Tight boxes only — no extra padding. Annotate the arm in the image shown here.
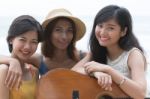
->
[72,52,112,91]
[114,49,146,99]
[0,53,41,68]
[71,52,91,75]
[0,55,22,90]
[0,53,41,89]
[27,53,42,68]
[84,50,147,99]
[0,64,9,99]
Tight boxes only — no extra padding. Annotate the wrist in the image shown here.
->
[104,65,112,74]
[118,78,126,86]
[92,72,100,78]
[9,58,19,65]
[89,72,98,78]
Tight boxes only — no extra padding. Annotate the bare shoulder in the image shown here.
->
[0,64,8,70]
[128,48,146,69]
[75,50,88,60]
[0,64,8,79]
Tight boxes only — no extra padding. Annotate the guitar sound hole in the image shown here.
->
[99,95,113,99]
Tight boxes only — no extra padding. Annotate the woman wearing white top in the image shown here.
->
[72,5,147,99]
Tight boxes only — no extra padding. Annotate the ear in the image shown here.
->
[8,38,14,45]
[121,27,127,37]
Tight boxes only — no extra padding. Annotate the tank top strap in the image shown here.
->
[39,56,49,75]
[79,50,85,60]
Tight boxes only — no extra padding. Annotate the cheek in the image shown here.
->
[31,44,38,54]
[12,41,22,50]
[95,31,100,40]
[95,27,100,37]
[51,36,57,45]
[68,34,73,41]
[51,34,58,43]
[32,45,38,53]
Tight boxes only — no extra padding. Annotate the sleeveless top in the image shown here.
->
[39,60,48,75]
[10,64,37,99]
[107,48,150,97]
[39,50,85,75]
[107,48,140,78]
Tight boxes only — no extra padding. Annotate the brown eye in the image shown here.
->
[19,38,26,42]
[97,24,103,28]
[67,29,73,33]
[54,27,63,33]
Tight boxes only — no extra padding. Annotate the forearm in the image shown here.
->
[72,52,91,75]
[0,55,17,65]
[106,67,146,99]
[0,64,9,99]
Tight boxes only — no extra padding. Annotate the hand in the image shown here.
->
[5,58,22,90]
[84,61,108,73]
[94,72,112,91]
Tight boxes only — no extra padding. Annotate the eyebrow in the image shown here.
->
[20,36,38,41]
[55,26,73,29]
[107,24,117,27]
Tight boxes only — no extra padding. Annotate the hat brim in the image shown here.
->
[42,16,86,41]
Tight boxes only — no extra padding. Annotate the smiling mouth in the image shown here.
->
[100,37,109,42]
[21,50,31,56]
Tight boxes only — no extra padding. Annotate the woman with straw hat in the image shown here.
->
[0,8,86,89]
[38,8,86,75]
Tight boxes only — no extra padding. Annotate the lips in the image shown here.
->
[21,50,31,56]
[58,40,69,46]
[100,36,110,42]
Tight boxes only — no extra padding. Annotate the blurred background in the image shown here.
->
[0,0,149,96]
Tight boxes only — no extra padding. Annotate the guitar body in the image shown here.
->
[36,68,129,99]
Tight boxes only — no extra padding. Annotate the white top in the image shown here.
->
[107,47,150,97]
[107,48,139,78]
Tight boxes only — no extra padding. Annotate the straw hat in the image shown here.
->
[42,8,86,41]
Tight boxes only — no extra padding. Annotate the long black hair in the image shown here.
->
[89,5,143,64]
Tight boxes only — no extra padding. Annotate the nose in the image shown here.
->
[24,43,31,50]
[62,32,67,39]
[100,28,107,36]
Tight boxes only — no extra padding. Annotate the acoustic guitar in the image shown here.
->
[36,68,131,99]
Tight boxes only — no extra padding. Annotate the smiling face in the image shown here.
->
[95,19,126,48]
[51,18,74,50]
[11,31,38,61]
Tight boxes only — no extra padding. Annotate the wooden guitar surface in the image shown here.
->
[36,68,129,99]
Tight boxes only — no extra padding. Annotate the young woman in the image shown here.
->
[72,5,147,99]
[0,15,43,99]
[0,8,86,89]
[34,8,86,75]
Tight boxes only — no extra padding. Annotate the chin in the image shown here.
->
[19,55,30,62]
[99,42,107,47]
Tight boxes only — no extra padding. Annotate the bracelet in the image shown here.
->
[118,78,126,86]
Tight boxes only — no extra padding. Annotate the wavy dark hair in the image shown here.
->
[7,15,43,52]
[89,5,143,64]
[41,17,77,61]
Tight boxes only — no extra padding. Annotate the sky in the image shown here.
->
[0,0,150,17]
[0,0,150,52]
